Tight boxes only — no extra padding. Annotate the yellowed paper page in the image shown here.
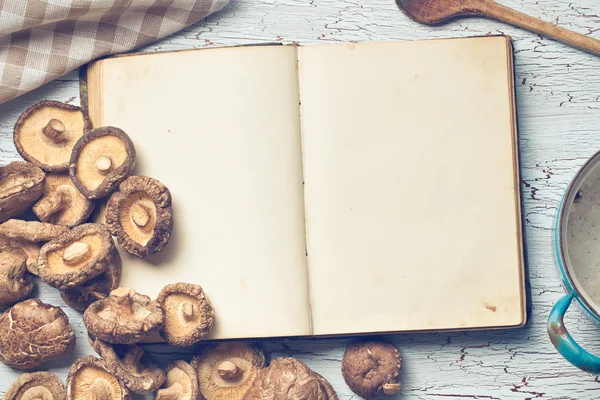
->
[298,37,525,335]
[91,45,311,340]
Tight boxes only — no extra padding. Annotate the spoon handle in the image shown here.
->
[477,0,600,56]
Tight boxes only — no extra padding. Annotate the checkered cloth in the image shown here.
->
[0,0,229,105]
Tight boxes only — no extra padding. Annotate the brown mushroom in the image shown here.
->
[0,250,34,306]
[37,223,114,290]
[13,100,92,172]
[0,299,75,369]
[84,287,164,344]
[33,172,94,227]
[67,355,130,400]
[69,126,136,199]
[60,247,121,311]
[0,161,45,223]
[157,283,215,347]
[243,357,338,400]
[155,361,199,400]
[341,341,402,399]
[4,371,66,400]
[0,219,69,275]
[192,342,266,400]
[105,176,173,257]
[90,338,166,394]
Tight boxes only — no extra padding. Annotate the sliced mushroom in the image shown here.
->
[0,219,69,275]
[33,172,94,227]
[4,371,66,400]
[243,357,338,400]
[341,341,402,399]
[69,126,136,199]
[0,299,75,369]
[84,287,164,344]
[60,247,121,311]
[67,355,130,400]
[105,176,173,257]
[37,223,114,289]
[0,161,45,223]
[155,361,199,400]
[14,100,92,172]
[91,338,166,394]
[0,250,34,306]
[192,342,266,400]
[157,283,215,347]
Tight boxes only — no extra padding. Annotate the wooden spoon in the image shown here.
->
[396,0,600,57]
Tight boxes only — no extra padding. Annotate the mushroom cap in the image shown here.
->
[192,342,266,400]
[0,161,45,223]
[243,357,338,400]
[33,172,94,227]
[341,341,402,399]
[155,360,199,400]
[106,176,173,258]
[4,371,66,400]
[0,250,34,306]
[244,358,338,400]
[91,338,166,394]
[37,223,114,289]
[69,126,136,199]
[84,287,165,344]
[60,247,122,311]
[0,299,75,369]
[0,220,69,275]
[13,100,92,172]
[157,283,215,347]
[67,355,131,400]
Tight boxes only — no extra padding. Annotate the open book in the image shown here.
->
[83,35,526,341]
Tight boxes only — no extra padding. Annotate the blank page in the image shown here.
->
[88,45,311,340]
[298,37,525,335]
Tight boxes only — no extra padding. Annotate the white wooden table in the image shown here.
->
[1,0,600,398]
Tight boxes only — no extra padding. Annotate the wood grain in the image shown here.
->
[1,0,600,398]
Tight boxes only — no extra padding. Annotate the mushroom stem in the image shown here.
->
[217,361,242,380]
[86,378,114,400]
[110,287,136,316]
[131,204,150,228]
[155,382,183,400]
[123,345,145,368]
[62,242,91,265]
[95,156,113,172]
[181,301,194,321]
[33,191,64,222]
[42,119,67,143]
[382,383,402,395]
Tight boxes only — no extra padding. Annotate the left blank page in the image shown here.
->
[88,45,311,340]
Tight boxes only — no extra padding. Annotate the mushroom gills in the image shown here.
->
[72,366,123,400]
[76,136,129,191]
[121,194,156,245]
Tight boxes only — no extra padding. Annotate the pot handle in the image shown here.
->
[548,294,600,374]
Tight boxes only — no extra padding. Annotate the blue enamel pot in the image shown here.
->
[549,149,600,374]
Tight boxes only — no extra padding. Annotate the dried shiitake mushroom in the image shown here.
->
[69,126,136,199]
[33,172,94,227]
[155,361,199,400]
[192,342,266,400]
[0,299,75,369]
[0,161,45,223]
[4,371,66,400]
[0,250,34,306]
[14,101,92,172]
[60,248,121,311]
[0,219,68,275]
[106,176,173,258]
[341,341,402,399]
[67,355,130,400]
[243,357,338,400]
[84,287,164,344]
[91,338,166,394]
[37,223,114,289]
[157,283,215,346]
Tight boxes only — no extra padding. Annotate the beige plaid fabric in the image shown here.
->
[0,0,229,105]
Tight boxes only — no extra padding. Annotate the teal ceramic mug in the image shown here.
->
[549,149,600,374]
